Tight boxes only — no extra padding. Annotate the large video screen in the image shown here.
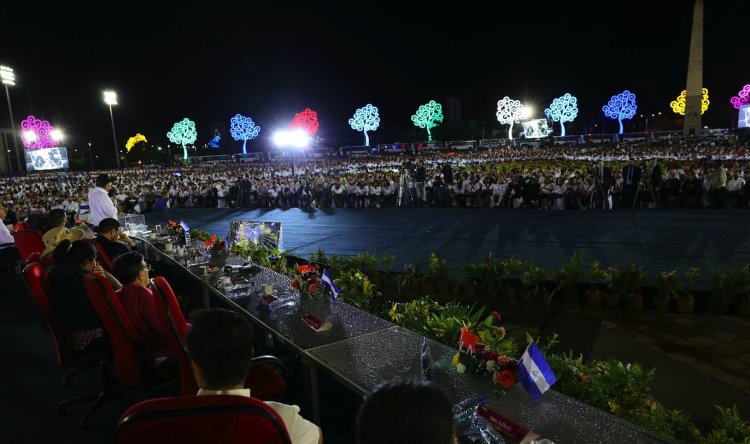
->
[25,146,69,171]
[739,105,750,129]
[522,119,551,139]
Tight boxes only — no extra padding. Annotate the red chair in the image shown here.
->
[23,263,111,419]
[74,273,172,425]
[150,276,287,399]
[114,395,292,444]
[11,221,32,233]
[14,229,45,261]
[88,239,113,271]
[25,251,55,267]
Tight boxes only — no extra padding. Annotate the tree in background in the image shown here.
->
[348,104,380,146]
[230,114,261,154]
[411,100,443,142]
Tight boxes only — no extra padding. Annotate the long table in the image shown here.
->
[134,235,669,444]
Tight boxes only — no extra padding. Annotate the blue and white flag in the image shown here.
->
[518,342,557,402]
[179,220,190,232]
[321,269,340,301]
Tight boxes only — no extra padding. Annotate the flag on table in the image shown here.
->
[180,220,190,232]
[518,342,557,402]
[320,269,340,300]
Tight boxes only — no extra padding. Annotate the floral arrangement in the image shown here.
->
[203,234,227,255]
[291,264,326,297]
[451,311,521,390]
[190,228,211,242]
[166,220,184,236]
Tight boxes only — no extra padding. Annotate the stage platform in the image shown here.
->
[145,208,750,278]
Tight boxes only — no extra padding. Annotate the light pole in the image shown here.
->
[88,142,94,170]
[640,112,662,133]
[103,91,120,169]
[1,66,22,174]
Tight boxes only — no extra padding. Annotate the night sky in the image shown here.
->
[0,1,747,159]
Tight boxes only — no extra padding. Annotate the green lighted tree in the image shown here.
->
[411,100,443,142]
[167,118,197,161]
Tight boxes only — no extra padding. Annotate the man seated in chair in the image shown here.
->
[186,309,322,444]
[95,217,135,261]
[111,252,167,340]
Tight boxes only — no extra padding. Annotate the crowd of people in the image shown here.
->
[2,141,749,223]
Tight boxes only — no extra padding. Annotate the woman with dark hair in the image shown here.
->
[357,378,456,444]
[49,240,121,352]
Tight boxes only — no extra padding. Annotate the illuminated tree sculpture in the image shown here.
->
[20,115,56,148]
[230,114,261,154]
[602,90,638,134]
[411,100,443,142]
[288,108,319,135]
[348,104,380,146]
[167,118,197,161]
[125,133,147,152]
[544,93,578,137]
[730,84,750,109]
[670,88,710,115]
[495,97,525,140]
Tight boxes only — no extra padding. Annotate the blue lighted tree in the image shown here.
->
[602,90,637,134]
[167,118,197,161]
[348,104,380,146]
[230,114,261,154]
[544,93,578,137]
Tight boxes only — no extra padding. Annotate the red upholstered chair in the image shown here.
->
[23,262,112,424]
[150,276,287,399]
[11,221,32,233]
[88,239,113,271]
[14,229,45,261]
[25,251,55,267]
[114,395,292,444]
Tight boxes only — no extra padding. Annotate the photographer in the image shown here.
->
[621,158,641,208]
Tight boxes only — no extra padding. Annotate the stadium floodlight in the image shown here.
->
[50,129,64,142]
[602,90,638,134]
[1,65,22,172]
[22,130,37,144]
[273,128,309,149]
[730,84,750,110]
[103,90,120,168]
[20,115,56,148]
[544,93,579,137]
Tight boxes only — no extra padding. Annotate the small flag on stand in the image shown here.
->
[320,269,340,300]
[179,220,190,232]
[518,342,557,402]
[459,326,479,354]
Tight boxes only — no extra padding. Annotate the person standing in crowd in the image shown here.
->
[621,158,641,208]
[186,309,322,444]
[88,174,118,226]
[649,158,663,207]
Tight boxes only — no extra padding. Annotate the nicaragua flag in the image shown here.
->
[179,220,190,232]
[518,342,557,402]
[320,269,340,301]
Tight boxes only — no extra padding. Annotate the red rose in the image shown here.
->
[484,351,499,362]
[291,279,299,289]
[475,344,486,354]
[491,311,502,321]
[309,276,318,285]
[495,369,516,388]
[309,283,320,294]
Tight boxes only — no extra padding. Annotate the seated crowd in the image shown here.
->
[2,140,750,222]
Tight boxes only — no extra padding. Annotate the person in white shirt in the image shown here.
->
[0,204,14,245]
[186,309,322,444]
[88,174,119,226]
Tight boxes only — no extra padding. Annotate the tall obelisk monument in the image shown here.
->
[684,0,704,136]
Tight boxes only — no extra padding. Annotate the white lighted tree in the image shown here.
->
[348,104,380,146]
[167,118,197,161]
[544,93,578,137]
[496,96,526,140]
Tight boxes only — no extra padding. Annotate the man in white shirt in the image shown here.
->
[88,174,119,226]
[186,309,322,444]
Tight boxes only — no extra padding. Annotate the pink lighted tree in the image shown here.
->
[20,115,56,148]
[288,108,319,135]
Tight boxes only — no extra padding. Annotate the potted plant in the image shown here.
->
[710,266,750,315]
[499,257,522,300]
[611,264,648,311]
[653,271,681,313]
[678,267,700,314]
[557,252,584,305]
[521,263,550,306]
[585,260,608,308]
